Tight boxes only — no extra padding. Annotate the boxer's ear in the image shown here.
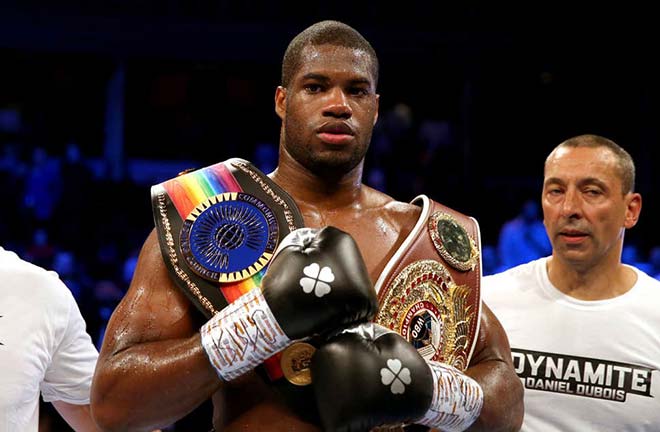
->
[275,86,286,120]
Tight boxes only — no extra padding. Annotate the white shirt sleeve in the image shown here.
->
[40,287,99,404]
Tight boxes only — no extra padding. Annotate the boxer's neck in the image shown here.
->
[269,155,365,212]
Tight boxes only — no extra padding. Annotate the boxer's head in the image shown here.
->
[275,21,380,178]
[281,20,379,90]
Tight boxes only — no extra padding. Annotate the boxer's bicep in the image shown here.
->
[100,228,196,356]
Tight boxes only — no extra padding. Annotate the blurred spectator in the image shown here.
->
[416,117,462,204]
[648,246,660,280]
[497,199,551,271]
[0,107,22,134]
[365,165,387,192]
[0,142,28,178]
[482,244,504,276]
[253,141,277,174]
[622,244,652,274]
[92,242,121,281]
[92,279,124,349]
[52,250,85,299]
[121,247,140,286]
[23,147,62,223]
[368,103,416,197]
[52,141,96,253]
[25,227,56,269]
[418,119,453,167]
[0,143,28,248]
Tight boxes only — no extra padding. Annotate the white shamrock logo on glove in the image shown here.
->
[380,358,412,394]
[300,263,335,297]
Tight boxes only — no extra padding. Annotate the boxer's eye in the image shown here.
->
[305,84,323,93]
[348,86,369,96]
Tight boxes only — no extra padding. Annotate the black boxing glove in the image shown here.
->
[201,226,378,381]
[311,323,484,432]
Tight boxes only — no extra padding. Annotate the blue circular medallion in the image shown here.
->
[180,193,279,282]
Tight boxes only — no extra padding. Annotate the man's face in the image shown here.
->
[541,146,640,268]
[275,44,379,176]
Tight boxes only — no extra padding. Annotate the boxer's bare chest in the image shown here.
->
[300,205,416,283]
[217,199,420,430]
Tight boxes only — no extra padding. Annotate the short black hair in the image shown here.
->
[549,134,636,194]
[281,20,379,88]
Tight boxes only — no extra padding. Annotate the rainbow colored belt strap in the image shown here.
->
[151,158,304,381]
[161,162,264,303]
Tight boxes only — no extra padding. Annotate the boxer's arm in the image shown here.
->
[91,229,221,432]
[460,302,524,432]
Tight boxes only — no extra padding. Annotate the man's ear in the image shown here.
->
[275,86,286,120]
[624,192,642,229]
[373,93,380,126]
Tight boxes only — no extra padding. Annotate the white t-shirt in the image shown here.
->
[0,247,99,431]
[483,257,660,431]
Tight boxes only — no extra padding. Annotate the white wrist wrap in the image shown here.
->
[200,288,290,381]
[418,361,484,432]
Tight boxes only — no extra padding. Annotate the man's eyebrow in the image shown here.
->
[350,78,372,86]
[543,177,608,188]
[578,177,608,189]
[543,177,564,187]
[301,73,372,86]
[301,73,329,82]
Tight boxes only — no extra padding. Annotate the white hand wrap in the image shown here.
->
[200,288,290,381]
[418,361,484,432]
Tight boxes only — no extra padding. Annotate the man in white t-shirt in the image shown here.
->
[0,246,100,431]
[483,134,660,431]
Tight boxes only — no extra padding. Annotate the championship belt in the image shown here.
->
[374,194,481,371]
[151,158,305,380]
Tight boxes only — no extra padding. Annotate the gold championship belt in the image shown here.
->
[374,195,481,371]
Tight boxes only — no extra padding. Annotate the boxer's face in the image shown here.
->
[275,44,379,176]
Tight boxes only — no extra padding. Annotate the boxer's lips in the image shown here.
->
[316,123,355,145]
[317,132,354,145]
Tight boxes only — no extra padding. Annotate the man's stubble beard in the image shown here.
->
[284,123,372,179]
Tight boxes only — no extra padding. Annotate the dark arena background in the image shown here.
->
[1,3,659,431]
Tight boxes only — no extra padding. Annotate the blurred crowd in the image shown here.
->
[0,140,148,351]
